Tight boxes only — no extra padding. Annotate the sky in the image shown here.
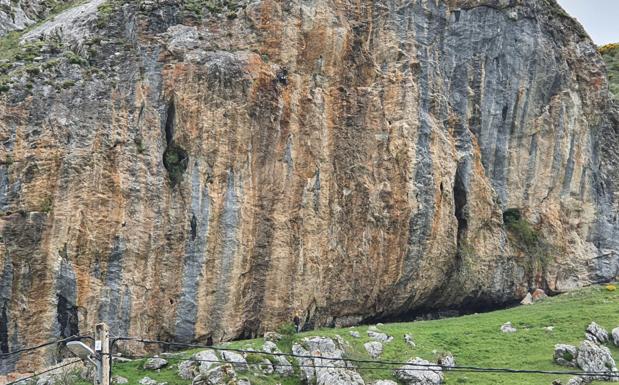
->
[556,0,618,46]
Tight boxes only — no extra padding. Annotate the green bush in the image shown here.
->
[276,323,297,336]
[163,142,188,186]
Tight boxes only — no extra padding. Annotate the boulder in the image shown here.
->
[292,336,348,383]
[585,322,609,344]
[531,289,547,301]
[221,351,248,371]
[139,378,157,385]
[111,376,128,384]
[520,293,533,305]
[316,367,365,385]
[292,343,316,383]
[566,376,593,385]
[193,364,236,385]
[576,340,617,381]
[258,358,274,374]
[262,341,279,353]
[178,360,198,380]
[395,358,443,385]
[350,331,361,338]
[404,334,416,347]
[368,331,393,343]
[261,340,293,376]
[193,350,220,374]
[437,353,455,369]
[143,357,167,370]
[364,341,383,358]
[612,327,619,346]
[554,344,578,367]
[500,322,517,333]
[264,332,283,342]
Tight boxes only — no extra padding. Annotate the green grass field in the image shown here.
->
[107,284,619,385]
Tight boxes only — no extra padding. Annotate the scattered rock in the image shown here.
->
[576,340,617,381]
[404,334,416,347]
[264,332,283,342]
[520,293,533,305]
[368,326,379,331]
[258,358,274,374]
[350,331,361,338]
[193,364,237,385]
[368,330,393,343]
[194,350,220,374]
[566,376,593,385]
[261,340,293,376]
[238,379,251,385]
[585,321,609,344]
[500,322,517,333]
[143,357,168,370]
[554,344,578,367]
[139,377,157,385]
[371,381,398,385]
[612,327,619,346]
[531,288,547,301]
[111,376,128,384]
[394,358,443,385]
[221,351,248,371]
[364,341,383,358]
[544,326,555,332]
[292,337,348,383]
[437,353,455,369]
[316,367,365,385]
[178,360,198,380]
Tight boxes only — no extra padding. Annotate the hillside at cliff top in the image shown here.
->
[1,0,619,375]
[600,43,619,100]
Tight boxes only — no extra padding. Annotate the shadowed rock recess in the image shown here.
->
[0,0,618,373]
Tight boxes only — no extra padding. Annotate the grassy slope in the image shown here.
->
[600,43,619,100]
[111,285,619,385]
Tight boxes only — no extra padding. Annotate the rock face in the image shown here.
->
[554,344,578,367]
[585,322,609,344]
[576,340,618,381]
[395,358,443,385]
[1,0,619,374]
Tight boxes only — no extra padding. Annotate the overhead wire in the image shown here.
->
[3,360,79,385]
[111,336,619,378]
[0,335,92,359]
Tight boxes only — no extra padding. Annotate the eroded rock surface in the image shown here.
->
[1,0,619,374]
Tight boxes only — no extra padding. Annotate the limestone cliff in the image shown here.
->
[1,0,618,373]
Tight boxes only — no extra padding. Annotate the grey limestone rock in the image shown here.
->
[554,344,578,367]
[221,351,248,371]
[139,378,157,385]
[143,357,167,370]
[395,358,443,385]
[178,360,198,380]
[193,350,220,374]
[576,340,618,381]
[364,341,384,359]
[612,327,619,346]
[111,376,128,384]
[585,322,609,344]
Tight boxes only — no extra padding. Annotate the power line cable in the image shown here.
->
[111,337,619,378]
[3,360,78,385]
[0,335,92,359]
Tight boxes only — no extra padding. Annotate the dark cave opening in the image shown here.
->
[56,295,79,338]
[0,305,8,354]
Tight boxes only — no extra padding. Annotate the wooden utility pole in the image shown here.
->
[94,323,110,385]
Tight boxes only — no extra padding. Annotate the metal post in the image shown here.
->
[94,323,110,385]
